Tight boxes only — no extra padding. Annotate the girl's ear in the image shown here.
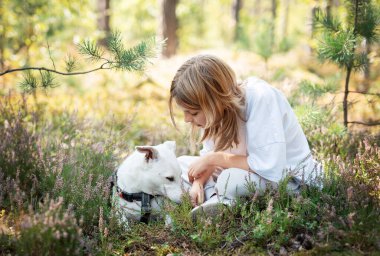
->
[135,146,158,162]
[163,141,176,152]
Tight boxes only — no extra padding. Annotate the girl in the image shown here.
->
[169,55,322,215]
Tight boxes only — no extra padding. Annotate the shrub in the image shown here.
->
[13,197,86,256]
[0,95,48,210]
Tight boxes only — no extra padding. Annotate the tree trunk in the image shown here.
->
[232,0,243,42]
[271,0,277,21]
[97,0,111,47]
[254,0,261,16]
[281,0,290,39]
[359,40,371,92]
[325,0,333,20]
[310,2,319,38]
[343,66,352,128]
[0,0,4,71]
[271,0,277,48]
[162,0,178,58]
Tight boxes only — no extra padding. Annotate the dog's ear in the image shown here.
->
[136,146,158,162]
[163,141,176,152]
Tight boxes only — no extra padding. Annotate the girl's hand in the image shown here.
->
[189,181,205,206]
[188,155,212,183]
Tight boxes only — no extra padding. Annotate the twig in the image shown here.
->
[0,62,111,77]
[348,121,380,126]
[348,91,380,97]
[46,40,56,70]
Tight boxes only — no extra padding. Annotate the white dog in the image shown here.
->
[112,141,183,223]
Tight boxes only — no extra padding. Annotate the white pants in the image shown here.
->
[177,156,301,202]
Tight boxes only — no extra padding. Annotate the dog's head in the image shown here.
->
[133,141,183,203]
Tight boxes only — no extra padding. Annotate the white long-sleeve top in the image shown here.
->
[200,77,320,183]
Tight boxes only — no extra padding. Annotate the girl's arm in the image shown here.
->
[188,152,252,183]
[206,151,250,171]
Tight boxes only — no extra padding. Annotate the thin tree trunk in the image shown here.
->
[232,0,243,42]
[360,40,371,92]
[97,0,111,47]
[271,0,277,20]
[281,0,290,39]
[310,3,319,38]
[162,0,178,58]
[0,0,4,71]
[343,0,359,128]
[271,0,277,48]
[344,66,352,128]
[325,0,333,20]
[254,0,261,16]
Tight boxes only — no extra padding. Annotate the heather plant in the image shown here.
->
[0,76,379,254]
[13,197,85,255]
[0,94,128,254]
[116,131,380,255]
[48,142,114,235]
[0,94,49,210]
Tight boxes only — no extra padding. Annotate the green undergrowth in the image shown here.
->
[0,92,379,255]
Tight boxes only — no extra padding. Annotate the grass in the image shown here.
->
[0,53,379,255]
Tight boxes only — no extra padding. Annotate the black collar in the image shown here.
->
[110,171,156,224]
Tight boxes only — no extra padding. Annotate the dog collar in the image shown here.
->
[109,171,155,224]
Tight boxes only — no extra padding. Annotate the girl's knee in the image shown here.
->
[215,168,270,199]
[215,168,249,198]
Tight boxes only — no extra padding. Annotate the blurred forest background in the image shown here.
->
[0,0,380,255]
[1,0,379,133]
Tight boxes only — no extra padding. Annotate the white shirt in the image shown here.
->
[200,77,319,183]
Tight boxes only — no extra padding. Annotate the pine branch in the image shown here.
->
[78,39,104,61]
[46,40,56,70]
[317,29,356,68]
[65,54,77,73]
[0,64,111,77]
[314,9,342,32]
[39,70,55,88]
[0,32,159,91]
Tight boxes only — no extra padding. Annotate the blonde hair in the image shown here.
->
[169,55,245,152]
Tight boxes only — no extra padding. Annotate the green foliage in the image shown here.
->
[314,0,380,127]
[253,20,275,63]
[298,79,338,99]
[19,72,39,91]
[0,0,93,66]
[346,0,380,42]
[0,96,47,209]
[65,54,76,73]
[277,37,295,53]
[78,39,104,62]
[1,78,380,254]
[314,9,342,32]
[14,197,85,256]
[40,70,56,88]
[315,0,380,70]
[107,33,158,72]
[13,32,159,92]
[317,28,357,68]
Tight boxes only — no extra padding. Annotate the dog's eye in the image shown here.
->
[166,176,175,182]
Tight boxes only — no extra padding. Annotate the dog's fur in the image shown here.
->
[113,141,183,222]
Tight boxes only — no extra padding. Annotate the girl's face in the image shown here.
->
[178,104,206,128]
